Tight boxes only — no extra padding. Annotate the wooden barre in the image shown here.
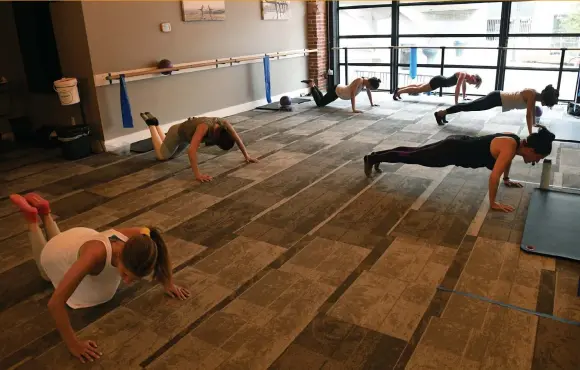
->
[104,49,317,81]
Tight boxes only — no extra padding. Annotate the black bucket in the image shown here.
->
[568,102,580,117]
[56,124,92,160]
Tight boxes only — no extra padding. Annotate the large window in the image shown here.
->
[334,1,580,100]
[338,1,393,86]
[505,1,580,99]
[509,1,580,34]
[339,6,392,37]
[398,2,502,35]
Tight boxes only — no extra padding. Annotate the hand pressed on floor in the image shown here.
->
[69,340,102,363]
[196,174,213,183]
[503,180,523,188]
[164,283,191,300]
[491,202,515,213]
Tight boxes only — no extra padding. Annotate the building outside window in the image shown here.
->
[336,1,580,100]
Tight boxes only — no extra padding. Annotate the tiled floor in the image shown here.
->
[1,93,580,369]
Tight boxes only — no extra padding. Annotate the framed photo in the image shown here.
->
[182,1,226,21]
[261,1,291,20]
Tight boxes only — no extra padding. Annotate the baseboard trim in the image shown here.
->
[104,87,310,152]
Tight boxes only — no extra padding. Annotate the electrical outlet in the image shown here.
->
[160,23,171,33]
[327,69,334,76]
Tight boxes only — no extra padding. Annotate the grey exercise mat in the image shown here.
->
[546,120,580,143]
[521,188,580,261]
[255,97,311,111]
[130,137,154,153]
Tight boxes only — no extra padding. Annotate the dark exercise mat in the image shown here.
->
[130,137,154,153]
[521,188,580,261]
[255,97,311,111]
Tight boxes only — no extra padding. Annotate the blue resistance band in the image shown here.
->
[437,285,580,326]
[119,74,134,128]
[263,56,272,104]
[409,47,418,80]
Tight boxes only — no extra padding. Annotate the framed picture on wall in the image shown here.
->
[182,1,226,21]
[261,1,291,20]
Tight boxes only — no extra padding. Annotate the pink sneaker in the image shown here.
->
[10,194,38,223]
[24,193,51,215]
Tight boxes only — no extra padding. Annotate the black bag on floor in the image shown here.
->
[56,124,92,160]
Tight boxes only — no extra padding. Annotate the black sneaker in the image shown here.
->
[392,88,400,101]
[140,112,159,126]
[434,112,445,126]
[374,163,382,173]
[363,155,372,177]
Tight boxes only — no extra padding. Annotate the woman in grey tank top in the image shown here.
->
[140,112,257,183]
[434,84,559,135]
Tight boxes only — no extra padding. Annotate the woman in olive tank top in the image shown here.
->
[141,112,258,183]
[363,127,555,213]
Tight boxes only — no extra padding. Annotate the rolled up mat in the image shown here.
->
[263,56,272,104]
[120,74,134,128]
[409,48,418,80]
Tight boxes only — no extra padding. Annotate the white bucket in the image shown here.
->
[54,78,80,105]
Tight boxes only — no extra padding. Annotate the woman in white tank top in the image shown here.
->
[301,77,381,113]
[10,193,190,364]
[434,84,559,135]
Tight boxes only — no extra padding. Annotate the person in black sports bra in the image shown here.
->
[393,72,482,103]
[363,126,556,213]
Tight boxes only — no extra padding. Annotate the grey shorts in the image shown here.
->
[159,125,189,160]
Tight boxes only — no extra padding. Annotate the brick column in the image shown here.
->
[307,0,328,91]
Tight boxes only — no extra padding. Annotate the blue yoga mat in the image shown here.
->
[120,74,134,128]
[263,56,272,104]
[409,48,418,80]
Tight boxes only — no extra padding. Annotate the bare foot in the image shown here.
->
[301,79,314,88]
[363,156,372,178]
[24,193,51,215]
[10,194,38,223]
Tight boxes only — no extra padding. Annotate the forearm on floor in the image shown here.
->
[188,150,200,176]
[503,163,511,180]
[48,301,77,347]
[235,138,249,158]
[488,175,500,204]
[526,114,534,135]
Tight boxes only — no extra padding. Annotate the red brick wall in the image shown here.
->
[307,0,328,91]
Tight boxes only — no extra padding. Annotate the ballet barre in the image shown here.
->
[94,49,317,87]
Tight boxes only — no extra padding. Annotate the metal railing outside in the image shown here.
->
[335,45,580,101]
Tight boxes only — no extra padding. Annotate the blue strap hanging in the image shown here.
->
[263,56,272,104]
[409,47,418,80]
[119,74,134,128]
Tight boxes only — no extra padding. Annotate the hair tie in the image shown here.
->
[140,227,151,237]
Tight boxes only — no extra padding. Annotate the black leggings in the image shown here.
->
[368,135,467,167]
[311,85,339,107]
[445,90,502,115]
